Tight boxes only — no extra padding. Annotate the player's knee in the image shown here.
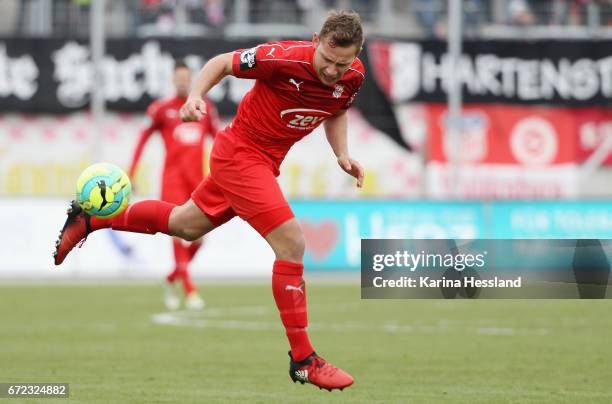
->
[265,218,306,261]
[178,229,200,242]
[168,200,212,241]
[168,205,187,236]
[290,232,306,259]
[278,231,306,261]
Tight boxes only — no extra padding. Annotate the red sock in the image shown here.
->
[170,239,196,294]
[177,266,196,295]
[167,239,189,283]
[272,260,314,362]
[187,240,202,261]
[90,200,174,235]
[166,269,179,283]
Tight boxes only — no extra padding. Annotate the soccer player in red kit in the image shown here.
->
[54,10,364,391]
[129,60,219,310]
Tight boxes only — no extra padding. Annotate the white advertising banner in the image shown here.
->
[0,198,273,279]
[0,110,421,199]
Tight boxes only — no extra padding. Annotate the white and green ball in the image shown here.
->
[76,163,131,218]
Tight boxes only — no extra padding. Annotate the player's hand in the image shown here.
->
[337,155,365,188]
[180,96,207,122]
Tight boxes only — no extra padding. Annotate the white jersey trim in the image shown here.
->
[259,58,311,65]
[349,67,365,78]
[263,43,313,50]
[280,108,333,118]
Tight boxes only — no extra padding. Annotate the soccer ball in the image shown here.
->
[76,163,131,218]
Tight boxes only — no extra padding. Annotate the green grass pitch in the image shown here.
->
[1,283,612,403]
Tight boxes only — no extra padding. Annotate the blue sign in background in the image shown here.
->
[289,200,612,270]
[489,201,612,238]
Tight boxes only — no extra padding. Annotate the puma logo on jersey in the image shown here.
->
[294,370,308,381]
[289,78,303,91]
[265,48,276,57]
[285,284,304,294]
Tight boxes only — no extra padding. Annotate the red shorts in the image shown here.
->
[191,128,294,236]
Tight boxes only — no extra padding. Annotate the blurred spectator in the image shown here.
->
[204,0,225,26]
[18,0,90,37]
[601,0,612,26]
[549,0,591,25]
[73,0,91,36]
[16,0,32,35]
[507,0,596,27]
[186,0,225,26]
[322,0,374,22]
[507,0,536,25]
[250,0,303,24]
[413,0,445,38]
[139,0,160,25]
[463,0,486,36]
[185,0,207,25]
[140,0,176,31]
[413,0,486,38]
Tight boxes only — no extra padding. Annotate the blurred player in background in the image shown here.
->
[54,10,364,391]
[129,60,219,310]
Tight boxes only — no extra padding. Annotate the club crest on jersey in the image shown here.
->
[239,47,257,70]
[333,84,344,98]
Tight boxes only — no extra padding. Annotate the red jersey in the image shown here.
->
[230,41,365,169]
[129,95,219,187]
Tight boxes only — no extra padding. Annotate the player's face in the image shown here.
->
[312,33,359,86]
[173,67,192,98]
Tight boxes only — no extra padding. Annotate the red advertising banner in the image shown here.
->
[574,109,612,166]
[426,104,612,199]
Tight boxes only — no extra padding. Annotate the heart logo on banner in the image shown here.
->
[300,220,339,261]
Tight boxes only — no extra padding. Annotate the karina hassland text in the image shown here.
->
[371,276,522,288]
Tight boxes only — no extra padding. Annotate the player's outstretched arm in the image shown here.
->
[128,124,156,182]
[181,52,233,122]
[324,111,364,188]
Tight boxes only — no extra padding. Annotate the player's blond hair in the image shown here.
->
[319,10,364,50]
